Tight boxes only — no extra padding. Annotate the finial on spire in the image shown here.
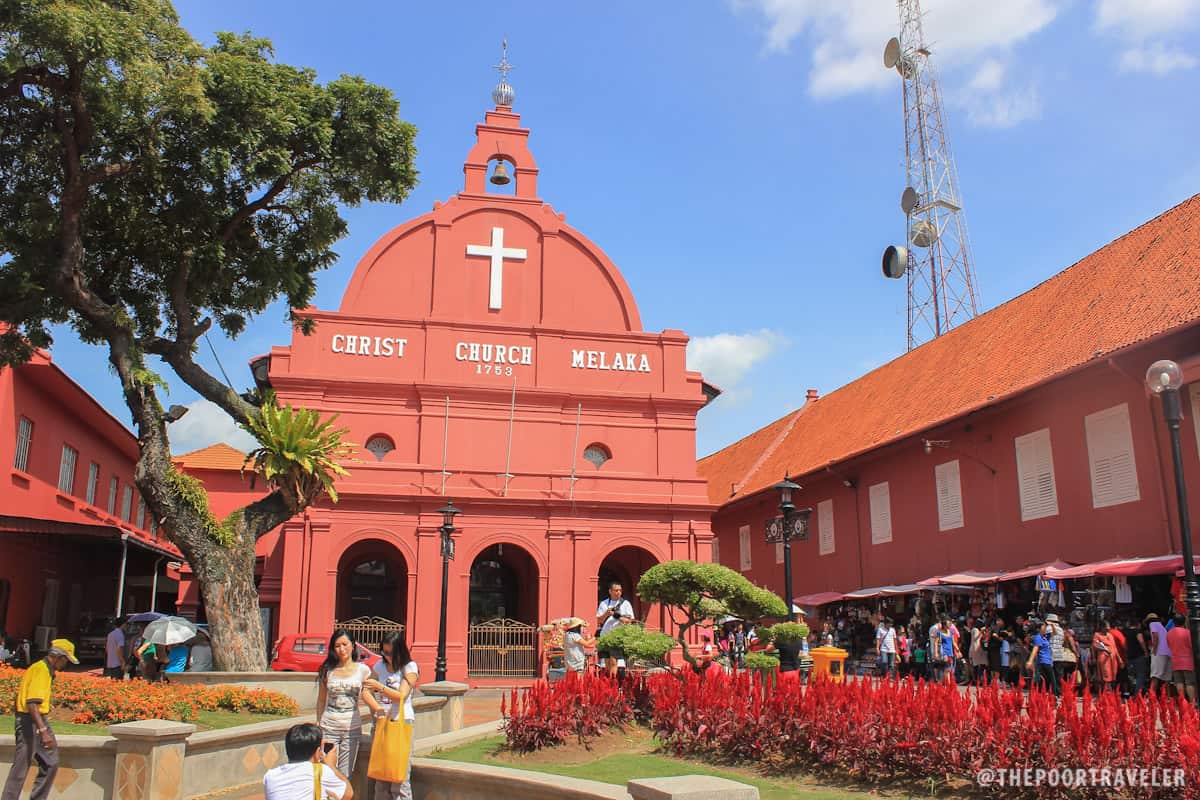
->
[492,38,515,107]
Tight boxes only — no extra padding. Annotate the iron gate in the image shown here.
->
[467,618,539,678]
[335,616,405,653]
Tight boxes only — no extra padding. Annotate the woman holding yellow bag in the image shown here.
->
[364,631,419,800]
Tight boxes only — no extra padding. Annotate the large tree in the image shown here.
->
[0,0,417,668]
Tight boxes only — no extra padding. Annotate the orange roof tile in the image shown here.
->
[173,442,248,471]
[699,193,1200,505]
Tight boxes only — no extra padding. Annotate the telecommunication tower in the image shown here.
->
[880,0,980,351]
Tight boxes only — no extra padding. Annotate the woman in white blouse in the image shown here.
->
[316,629,384,777]
[363,631,419,800]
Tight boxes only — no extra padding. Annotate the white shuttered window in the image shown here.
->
[711,537,720,565]
[935,460,964,531]
[818,499,835,555]
[738,525,752,571]
[14,416,33,471]
[869,482,893,544]
[58,444,78,494]
[86,462,99,505]
[108,477,119,514]
[121,485,133,521]
[1015,428,1059,521]
[1085,403,1139,508]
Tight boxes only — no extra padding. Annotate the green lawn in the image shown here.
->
[0,710,291,736]
[429,736,897,800]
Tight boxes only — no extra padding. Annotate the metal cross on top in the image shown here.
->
[466,226,527,310]
[494,38,514,83]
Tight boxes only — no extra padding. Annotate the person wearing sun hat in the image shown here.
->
[2,638,78,800]
[562,617,595,674]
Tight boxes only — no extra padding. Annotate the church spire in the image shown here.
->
[492,38,515,108]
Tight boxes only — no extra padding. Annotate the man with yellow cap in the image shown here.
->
[1,638,78,800]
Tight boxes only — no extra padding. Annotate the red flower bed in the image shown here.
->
[501,671,634,752]
[647,672,1200,800]
[0,664,298,724]
[503,668,1200,799]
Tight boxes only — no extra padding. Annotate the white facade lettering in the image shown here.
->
[455,341,534,366]
[570,349,653,373]
[330,333,407,358]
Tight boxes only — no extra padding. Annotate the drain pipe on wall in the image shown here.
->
[150,556,165,612]
[115,535,129,617]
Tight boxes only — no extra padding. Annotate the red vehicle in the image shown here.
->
[270,634,382,672]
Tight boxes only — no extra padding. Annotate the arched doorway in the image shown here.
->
[467,542,539,677]
[598,546,660,626]
[335,539,408,651]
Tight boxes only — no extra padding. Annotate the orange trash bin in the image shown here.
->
[809,646,849,683]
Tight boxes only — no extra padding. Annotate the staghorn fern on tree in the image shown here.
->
[241,394,354,506]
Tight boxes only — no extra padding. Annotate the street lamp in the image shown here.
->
[768,474,812,622]
[1145,359,1200,682]
[434,500,461,682]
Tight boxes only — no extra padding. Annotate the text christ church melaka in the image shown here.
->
[178,69,718,682]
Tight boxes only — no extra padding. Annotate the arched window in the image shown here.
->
[364,435,395,461]
[583,443,611,469]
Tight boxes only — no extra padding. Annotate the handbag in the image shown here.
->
[367,715,414,783]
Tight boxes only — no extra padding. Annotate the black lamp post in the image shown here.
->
[769,474,812,622]
[434,500,461,682]
[1145,360,1200,683]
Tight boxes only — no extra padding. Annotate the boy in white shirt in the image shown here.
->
[263,723,352,800]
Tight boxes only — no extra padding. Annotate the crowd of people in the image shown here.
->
[100,616,212,682]
[849,608,1196,702]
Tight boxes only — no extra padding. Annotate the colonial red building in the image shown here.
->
[173,86,716,680]
[0,348,179,653]
[700,195,1200,604]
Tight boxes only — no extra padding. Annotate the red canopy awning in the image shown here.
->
[793,591,845,606]
[1045,555,1198,579]
[996,560,1076,582]
[919,570,1005,586]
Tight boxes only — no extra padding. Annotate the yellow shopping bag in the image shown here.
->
[367,716,414,783]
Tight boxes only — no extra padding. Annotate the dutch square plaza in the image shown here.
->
[3,5,1200,800]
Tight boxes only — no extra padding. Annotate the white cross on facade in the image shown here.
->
[465,226,527,310]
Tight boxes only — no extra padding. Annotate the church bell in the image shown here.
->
[489,160,511,186]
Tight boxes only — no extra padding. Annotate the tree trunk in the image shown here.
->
[188,533,267,671]
[103,337,296,672]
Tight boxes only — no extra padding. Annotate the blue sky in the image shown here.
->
[43,0,1200,457]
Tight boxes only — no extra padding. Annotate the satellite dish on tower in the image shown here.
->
[882,245,908,279]
[910,219,938,248]
[883,37,901,69]
[901,187,919,215]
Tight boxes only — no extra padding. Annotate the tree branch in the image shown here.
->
[84,161,136,185]
[219,157,320,243]
[0,65,66,99]
[161,348,259,426]
[240,489,301,542]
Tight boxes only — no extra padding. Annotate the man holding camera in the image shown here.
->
[596,582,634,677]
[263,723,353,800]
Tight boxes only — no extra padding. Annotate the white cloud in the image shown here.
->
[168,399,258,455]
[955,60,1043,127]
[1118,43,1198,74]
[1094,0,1200,74]
[1096,0,1200,39]
[686,330,788,393]
[733,0,1060,100]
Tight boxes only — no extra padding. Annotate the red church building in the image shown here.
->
[174,80,716,680]
[700,195,1200,608]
